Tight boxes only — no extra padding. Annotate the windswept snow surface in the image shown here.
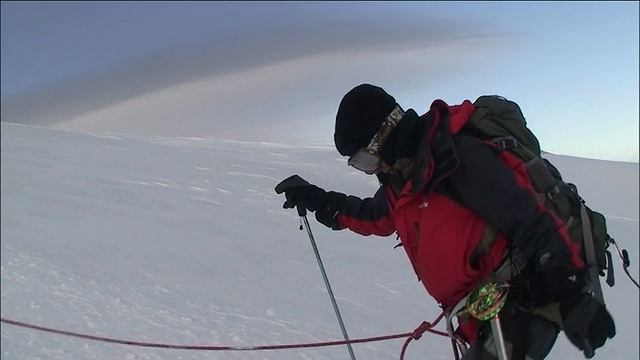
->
[1,122,638,359]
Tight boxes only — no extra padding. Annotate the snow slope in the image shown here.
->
[1,122,638,359]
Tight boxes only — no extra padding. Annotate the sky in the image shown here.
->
[1,121,638,359]
[1,1,639,162]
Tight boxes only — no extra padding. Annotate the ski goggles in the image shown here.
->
[347,104,405,174]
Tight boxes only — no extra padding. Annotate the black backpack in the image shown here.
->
[458,95,623,304]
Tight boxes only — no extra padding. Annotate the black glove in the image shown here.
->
[275,175,328,212]
[275,175,345,228]
[519,268,615,358]
[559,291,616,358]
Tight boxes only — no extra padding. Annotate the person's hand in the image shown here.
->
[275,175,346,228]
[275,175,328,212]
[521,268,615,358]
[559,291,616,358]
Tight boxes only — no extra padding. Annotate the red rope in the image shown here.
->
[399,312,448,360]
[2,314,449,357]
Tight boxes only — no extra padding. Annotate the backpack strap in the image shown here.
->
[578,196,606,305]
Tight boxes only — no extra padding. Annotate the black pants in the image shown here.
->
[460,311,559,360]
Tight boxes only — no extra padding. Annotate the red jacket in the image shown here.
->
[332,100,583,308]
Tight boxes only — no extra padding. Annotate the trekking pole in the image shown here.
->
[467,282,511,360]
[297,205,357,360]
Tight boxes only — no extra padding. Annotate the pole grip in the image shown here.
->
[296,205,307,217]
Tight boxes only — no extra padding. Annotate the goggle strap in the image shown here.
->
[366,104,405,153]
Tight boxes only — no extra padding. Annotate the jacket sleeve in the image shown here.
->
[331,186,396,237]
[447,136,584,274]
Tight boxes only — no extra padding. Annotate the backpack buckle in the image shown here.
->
[491,136,518,150]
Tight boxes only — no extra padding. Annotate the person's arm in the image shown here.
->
[275,175,395,237]
[332,186,396,236]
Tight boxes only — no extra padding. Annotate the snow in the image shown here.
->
[1,121,638,359]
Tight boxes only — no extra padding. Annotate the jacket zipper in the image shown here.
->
[412,222,421,281]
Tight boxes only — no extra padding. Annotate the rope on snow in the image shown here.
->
[1,314,449,359]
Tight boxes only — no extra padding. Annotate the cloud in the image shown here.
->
[47,37,505,145]
[1,15,505,144]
